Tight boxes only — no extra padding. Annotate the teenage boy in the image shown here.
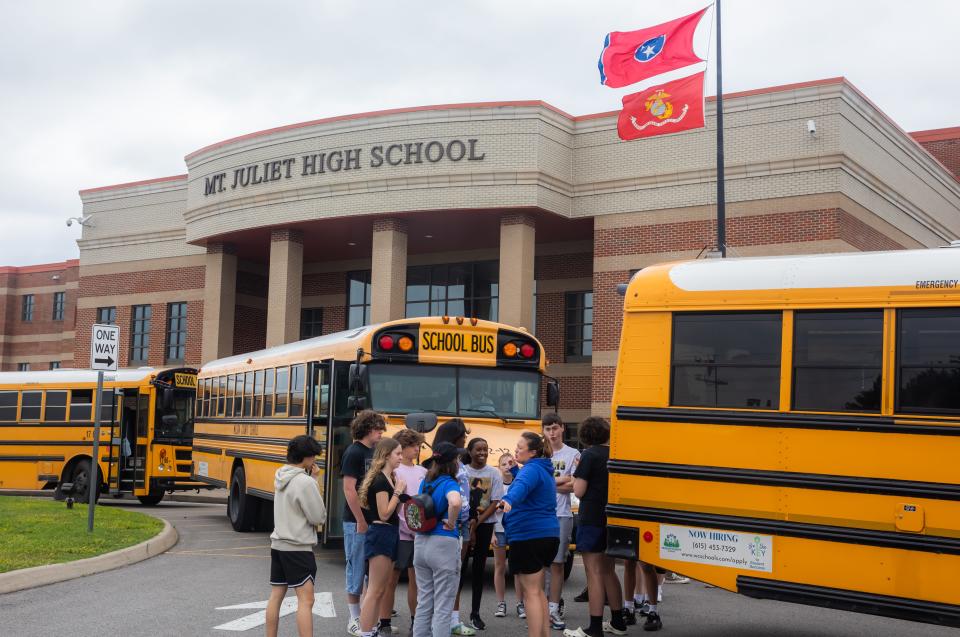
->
[267,435,327,637]
[341,410,387,636]
[542,413,580,630]
[390,428,428,632]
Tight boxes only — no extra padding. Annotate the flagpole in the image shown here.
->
[715,0,726,257]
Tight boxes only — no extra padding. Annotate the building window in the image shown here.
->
[405,261,498,321]
[130,304,152,363]
[165,302,187,362]
[49,361,61,370]
[52,292,65,321]
[671,312,782,410]
[564,291,593,359]
[347,270,372,329]
[97,306,117,325]
[793,310,882,412]
[301,308,324,339]
[17,363,30,371]
[21,295,34,322]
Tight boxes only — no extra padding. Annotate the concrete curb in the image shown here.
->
[0,517,178,595]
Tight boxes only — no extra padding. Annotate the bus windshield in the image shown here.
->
[368,364,540,420]
[155,388,195,442]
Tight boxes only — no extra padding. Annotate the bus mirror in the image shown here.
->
[405,412,438,434]
[546,380,560,408]
[348,363,369,393]
[347,395,368,411]
[161,388,174,411]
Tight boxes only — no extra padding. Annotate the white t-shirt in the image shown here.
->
[550,444,580,518]
[464,463,504,524]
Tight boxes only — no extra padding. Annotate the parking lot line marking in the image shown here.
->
[312,591,336,617]
[214,593,334,631]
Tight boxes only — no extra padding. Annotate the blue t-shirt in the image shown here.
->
[419,475,460,538]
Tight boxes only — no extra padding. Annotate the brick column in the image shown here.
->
[370,219,407,323]
[201,242,237,363]
[498,214,536,329]
[266,229,304,347]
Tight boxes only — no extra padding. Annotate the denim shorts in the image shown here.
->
[365,522,399,561]
[343,521,366,596]
[494,531,506,548]
[576,524,607,554]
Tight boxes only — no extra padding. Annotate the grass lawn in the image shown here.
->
[0,496,164,573]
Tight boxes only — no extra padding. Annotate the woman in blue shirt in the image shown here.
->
[498,432,559,637]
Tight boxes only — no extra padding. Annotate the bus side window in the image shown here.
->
[0,391,17,422]
[226,375,235,417]
[21,391,42,421]
[243,372,253,417]
[263,368,275,417]
[290,364,305,417]
[234,373,244,417]
[44,390,68,422]
[70,389,93,421]
[99,390,115,423]
[897,308,960,413]
[253,370,264,418]
[275,366,289,416]
[217,376,226,416]
[314,366,330,419]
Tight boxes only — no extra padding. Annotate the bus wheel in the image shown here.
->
[71,459,101,504]
[137,492,165,506]
[228,466,260,532]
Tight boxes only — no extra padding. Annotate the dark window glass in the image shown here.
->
[130,305,152,363]
[346,270,372,329]
[565,291,593,359]
[49,361,61,370]
[201,378,211,418]
[263,368,275,417]
[253,369,264,418]
[97,306,117,325]
[21,295,34,322]
[793,311,883,412]
[243,372,253,417]
[226,375,235,417]
[165,302,187,362]
[52,292,65,321]
[671,312,782,409]
[405,261,499,320]
[70,389,93,421]
[300,308,324,339]
[233,373,243,416]
[217,376,226,416]
[17,363,30,371]
[99,390,115,423]
[898,308,960,413]
[21,391,42,420]
[0,391,17,422]
[314,365,331,419]
[44,390,68,422]
[290,364,305,417]
[275,366,289,415]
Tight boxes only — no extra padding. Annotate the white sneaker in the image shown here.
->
[563,629,592,637]
[347,617,361,637]
[601,621,627,636]
[494,602,507,618]
[664,572,689,584]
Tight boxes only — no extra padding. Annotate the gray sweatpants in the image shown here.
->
[412,533,461,637]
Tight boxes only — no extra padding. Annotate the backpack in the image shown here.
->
[403,477,451,533]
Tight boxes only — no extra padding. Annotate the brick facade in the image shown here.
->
[912,127,960,180]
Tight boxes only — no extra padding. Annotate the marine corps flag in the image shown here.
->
[598,6,709,88]
[617,71,705,140]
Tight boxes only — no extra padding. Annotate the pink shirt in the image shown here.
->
[395,463,428,540]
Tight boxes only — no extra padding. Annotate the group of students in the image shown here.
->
[263,409,672,637]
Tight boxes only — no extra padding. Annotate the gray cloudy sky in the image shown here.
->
[1,1,957,266]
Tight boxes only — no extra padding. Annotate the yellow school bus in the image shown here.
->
[0,367,203,505]
[608,248,960,628]
[192,317,555,537]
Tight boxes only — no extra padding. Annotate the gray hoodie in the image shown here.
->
[270,464,327,551]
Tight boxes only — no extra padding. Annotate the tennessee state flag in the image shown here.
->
[599,7,708,88]
[617,71,705,140]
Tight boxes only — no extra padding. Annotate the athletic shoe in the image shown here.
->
[494,602,507,618]
[549,609,566,630]
[376,626,399,637]
[558,598,565,618]
[664,572,689,584]
[451,622,477,636]
[563,628,597,637]
[636,601,651,618]
[621,608,636,626]
[643,612,663,632]
[347,617,361,637]
[392,608,399,617]
[574,588,589,603]
[516,602,526,619]
[469,614,486,631]
[601,621,627,636]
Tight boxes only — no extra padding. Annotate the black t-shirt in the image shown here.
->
[573,444,609,527]
[341,441,373,523]
[363,472,399,525]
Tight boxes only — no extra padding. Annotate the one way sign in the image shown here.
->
[90,324,120,371]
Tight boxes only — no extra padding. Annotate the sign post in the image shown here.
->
[88,324,120,532]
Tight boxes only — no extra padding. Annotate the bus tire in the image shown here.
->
[564,546,574,580]
[228,465,260,532]
[137,491,165,506]
[71,458,101,504]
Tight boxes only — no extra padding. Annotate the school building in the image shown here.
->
[3,76,960,422]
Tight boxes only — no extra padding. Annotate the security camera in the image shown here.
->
[806,119,817,136]
[66,215,94,228]
[66,218,73,227]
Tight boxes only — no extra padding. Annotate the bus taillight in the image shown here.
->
[379,335,395,350]
[520,343,535,359]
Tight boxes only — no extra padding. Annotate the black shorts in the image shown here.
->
[395,539,415,570]
[508,537,560,576]
[576,524,606,553]
[364,522,399,561]
[269,549,316,588]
